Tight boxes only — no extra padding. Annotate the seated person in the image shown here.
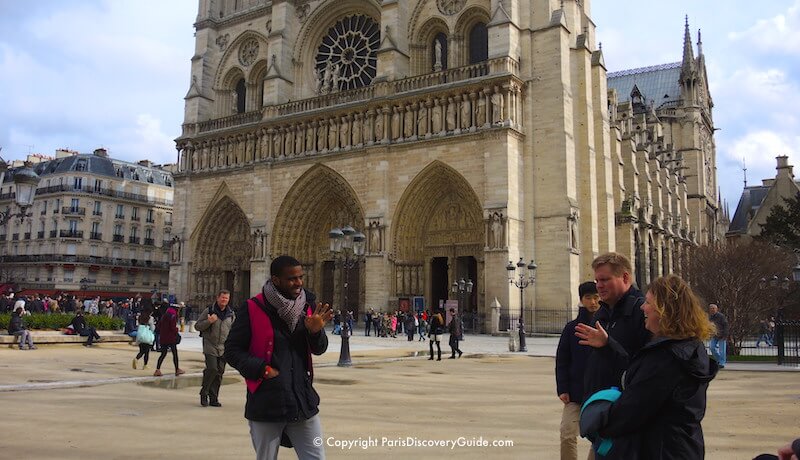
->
[70,310,101,347]
[8,307,36,350]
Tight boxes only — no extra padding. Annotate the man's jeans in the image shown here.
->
[249,414,325,460]
[709,337,727,367]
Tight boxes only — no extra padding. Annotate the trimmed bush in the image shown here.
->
[0,313,123,331]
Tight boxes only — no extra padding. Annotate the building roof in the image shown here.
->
[3,153,173,187]
[728,185,771,234]
[607,62,682,108]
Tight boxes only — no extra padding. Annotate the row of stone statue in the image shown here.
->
[178,84,523,173]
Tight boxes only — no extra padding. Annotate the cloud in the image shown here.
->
[724,130,800,185]
[728,0,800,55]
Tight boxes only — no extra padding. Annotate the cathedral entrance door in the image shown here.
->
[430,257,449,311]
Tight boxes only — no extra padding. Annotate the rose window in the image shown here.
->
[239,38,259,66]
[315,14,380,92]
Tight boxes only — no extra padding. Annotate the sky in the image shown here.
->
[1,0,799,210]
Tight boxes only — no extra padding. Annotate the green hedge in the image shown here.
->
[0,313,124,331]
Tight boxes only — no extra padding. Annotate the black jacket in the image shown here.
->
[708,312,728,339]
[8,312,24,334]
[556,307,595,404]
[596,338,718,459]
[584,286,650,396]
[70,315,88,334]
[225,289,328,423]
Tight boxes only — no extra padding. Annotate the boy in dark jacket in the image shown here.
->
[556,281,600,460]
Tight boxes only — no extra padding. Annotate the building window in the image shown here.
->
[76,160,87,172]
[90,245,97,257]
[42,201,47,214]
[71,198,79,211]
[315,14,380,92]
[66,243,77,256]
[131,207,139,219]
[468,23,488,64]
[114,224,123,236]
[146,209,154,222]
[235,78,246,113]
[116,204,124,219]
[111,271,120,285]
[93,201,101,215]
[68,220,79,233]
[91,222,100,234]
[145,228,153,240]
[130,226,138,238]
[64,268,75,283]
[112,247,121,259]
[73,177,83,190]
[94,179,102,192]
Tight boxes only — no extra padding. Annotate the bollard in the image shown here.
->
[518,317,528,352]
[508,327,518,352]
[338,321,352,367]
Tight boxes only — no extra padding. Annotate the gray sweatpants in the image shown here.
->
[248,414,325,460]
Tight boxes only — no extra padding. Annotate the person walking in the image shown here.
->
[364,308,373,336]
[579,275,718,459]
[447,308,463,358]
[225,255,332,460]
[708,304,729,368]
[404,312,416,341]
[8,307,36,350]
[153,301,184,377]
[428,310,445,361]
[133,307,155,370]
[195,289,234,407]
[70,310,101,347]
[555,281,600,460]
[575,252,650,397]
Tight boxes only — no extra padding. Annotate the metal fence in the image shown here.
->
[499,308,574,335]
[776,320,800,366]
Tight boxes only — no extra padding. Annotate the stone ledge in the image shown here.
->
[0,330,133,346]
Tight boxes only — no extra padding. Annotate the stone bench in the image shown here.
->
[0,330,134,347]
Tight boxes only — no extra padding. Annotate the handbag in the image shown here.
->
[136,324,154,345]
[176,333,182,344]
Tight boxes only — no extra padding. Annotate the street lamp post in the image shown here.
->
[451,277,473,327]
[329,225,366,367]
[0,161,40,226]
[506,257,537,352]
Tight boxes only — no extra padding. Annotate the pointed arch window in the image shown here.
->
[468,23,488,64]
[235,78,246,114]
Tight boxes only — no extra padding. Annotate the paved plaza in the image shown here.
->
[1,330,797,459]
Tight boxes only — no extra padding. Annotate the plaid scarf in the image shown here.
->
[263,279,306,331]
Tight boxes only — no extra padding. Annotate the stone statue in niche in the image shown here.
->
[477,96,487,126]
[417,106,428,136]
[339,116,350,148]
[272,132,282,158]
[284,129,293,156]
[306,124,315,152]
[295,127,304,155]
[460,98,470,130]
[404,106,415,138]
[568,209,579,250]
[352,115,362,145]
[433,38,443,72]
[328,119,338,149]
[446,99,456,131]
[331,64,341,93]
[317,121,327,151]
[491,91,503,124]
[319,61,333,95]
[170,236,182,263]
[391,109,401,140]
[370,223,381,253]
[252,229,266,259]
[489,212,504,249]
[374,112,384,141]
[432,103,442,133]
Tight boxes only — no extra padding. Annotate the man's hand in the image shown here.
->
[264,366,279,380]
[558,393,570,404]
[575,321,609,348]
[208,313,218,324]
[305,302,333,334]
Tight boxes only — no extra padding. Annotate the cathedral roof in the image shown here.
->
[607,62,682,109]
[728,185,770,234]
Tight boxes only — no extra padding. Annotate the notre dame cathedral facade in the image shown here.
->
[171,0,720,332]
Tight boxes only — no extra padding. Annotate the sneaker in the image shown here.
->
[175,368,185,376]
[132,358,137,370]
[153,369,162,377]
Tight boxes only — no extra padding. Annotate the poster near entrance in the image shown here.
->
[412,296,425,313]
[399,297,411,313]
[439,299,458,325]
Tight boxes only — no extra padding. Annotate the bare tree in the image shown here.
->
[684,241,796,354]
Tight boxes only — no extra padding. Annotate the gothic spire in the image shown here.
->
[680,16,696,82]
[697,28,704,57]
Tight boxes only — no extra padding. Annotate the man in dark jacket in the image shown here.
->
[707,304,728,368]
[575,253,650,397]
[70,310,101,347]
[556,281,600,460]
[225,255,332,460]
[195,289,234,407]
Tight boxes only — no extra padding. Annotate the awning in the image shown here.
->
[16,288,147,300]
[88,265,101,272]
[63,264,76,270]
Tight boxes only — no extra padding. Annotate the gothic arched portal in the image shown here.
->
[271,163,365,315]
[192,195,252,307]
[392,161,483,314]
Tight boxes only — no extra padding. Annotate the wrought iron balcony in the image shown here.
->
[113,234,124,242]
[59,230,84,239]
[62,206,86,216]
[37,231,44,239]
[129,236,140,244]
[90,232,102,240]
[144,238,155,246]
[92,210,103,217]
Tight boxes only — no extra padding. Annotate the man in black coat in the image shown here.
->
[575,253,650,397]
[225,255,332,460]
[556,281,601,459]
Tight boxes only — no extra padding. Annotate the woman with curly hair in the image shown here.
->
[581,274,718,459]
